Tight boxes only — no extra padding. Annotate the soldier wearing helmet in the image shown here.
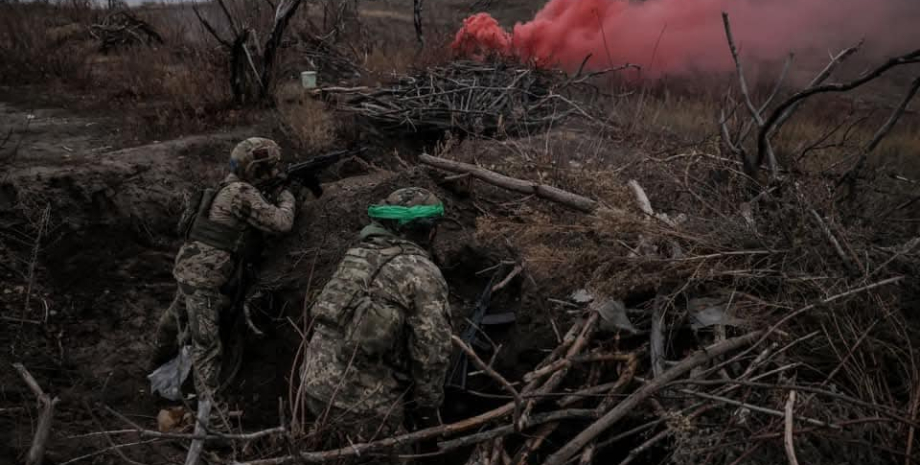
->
[300,187,452,452]
[152,137,299,401]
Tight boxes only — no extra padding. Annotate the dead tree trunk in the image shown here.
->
[260,0,306,98]
[195,0,306,103]
[414,0,424,50]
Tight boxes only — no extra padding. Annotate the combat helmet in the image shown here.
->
[368,187,444,233]
[229,137,282,184]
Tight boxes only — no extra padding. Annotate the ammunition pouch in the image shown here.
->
[184,185,263,262]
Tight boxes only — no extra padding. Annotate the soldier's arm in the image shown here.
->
[230,183,296,234]
[398,256,452,410]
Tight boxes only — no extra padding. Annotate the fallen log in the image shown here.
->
[419,153,602,213]
[539,331,764,465]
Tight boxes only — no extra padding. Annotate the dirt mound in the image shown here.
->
[0,125,263,463]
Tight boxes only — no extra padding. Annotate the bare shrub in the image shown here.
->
[275,83,337,152]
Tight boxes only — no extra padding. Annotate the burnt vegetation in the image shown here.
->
[1,1,920,465]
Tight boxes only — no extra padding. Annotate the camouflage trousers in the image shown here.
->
[154,284,231,398]
[306,396,407,465]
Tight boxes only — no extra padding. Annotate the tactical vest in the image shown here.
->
[313,239,428,358]
[179,184,260,260]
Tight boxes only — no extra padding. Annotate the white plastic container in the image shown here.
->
[301,71,317,89]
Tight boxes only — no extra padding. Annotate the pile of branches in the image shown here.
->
[89,11,163,53]
[321,60,601,137]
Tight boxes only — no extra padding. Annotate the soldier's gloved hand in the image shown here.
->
[277,188,295,207]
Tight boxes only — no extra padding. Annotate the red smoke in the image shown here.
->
[452,0,919,75]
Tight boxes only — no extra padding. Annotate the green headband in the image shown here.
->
[367,204,445,225]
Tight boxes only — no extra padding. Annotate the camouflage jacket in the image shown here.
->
[301,223,452,418]
[173,174,295,289]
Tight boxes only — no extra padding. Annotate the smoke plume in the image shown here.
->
[452,0,919,76]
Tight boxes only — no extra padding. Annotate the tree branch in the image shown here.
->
[758,48,920,168]
[785,391,801,465]
[14,363,60,465]
[842,75,920,189]
[540,331,764,465]
[420,153,602,213]
[192,6,231,48]
[452,336,523,430]
[722,12,777,178]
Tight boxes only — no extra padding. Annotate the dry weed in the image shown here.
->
[275,83,338,152]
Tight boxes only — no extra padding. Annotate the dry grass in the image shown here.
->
[275,83,338,152]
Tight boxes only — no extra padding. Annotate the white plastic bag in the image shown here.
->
[148,345,193,401]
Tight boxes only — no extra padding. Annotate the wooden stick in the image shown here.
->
[906,378,920,465]
[14,363,60,465]
[59,439,160,465]
[618,428,670,465]
[518,312,600,428]
[70,425,287,441]
[419,154,601,213]
[677,388,835,429]
[540,332,764,465]
[452,336,523,429]
[492,265,523,293]
[512,423,557,465]
[771,42,862,137]
[784,391,801,465]
[844,76,920,186]
[758,48,920,168]
[436,409,598,451]
[809,209,854,271]
[722,12,777,177]
[627,180,654,216]
[185,398,212,465]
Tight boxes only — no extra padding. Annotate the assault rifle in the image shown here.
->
[263,147,366,198]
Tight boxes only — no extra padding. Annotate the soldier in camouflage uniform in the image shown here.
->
[152,137,298,399]
[301,187,452,449]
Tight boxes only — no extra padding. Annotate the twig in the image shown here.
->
[667,379,916,426]
[491,264,523,293]
[70,425,287,441]
[518,311,600,428]
[436,409,598,452]
[843,76,920,186]
[60,439,161,465]
[785,391,800,465]
[618,428,670,465]
[82,400,147,465]
[452,336,523,430]
[759,48,920,167]
[14,363,60,465]
[809,209,854,271]
[185,398,212,465]
[677,387,835,428]
[192,6,231,48]
[722,12,777,177]
[771,42,862,137]
[760,53,794,113]
[24,204,50,317]
[907,376,920,465]
[540,331,763,465]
